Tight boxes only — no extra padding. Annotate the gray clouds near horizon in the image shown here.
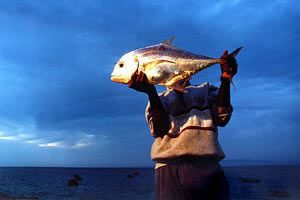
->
[0,0,299,166]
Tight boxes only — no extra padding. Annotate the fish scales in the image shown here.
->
[111,37,242,93]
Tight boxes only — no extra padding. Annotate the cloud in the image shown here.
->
[38,141,64,148]
[0,135,16,140]
[0,0,299,166]
[0,119,108,150]
[36,134,106,149]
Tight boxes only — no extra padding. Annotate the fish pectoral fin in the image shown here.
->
[166,75,191,93]
[182,76,191,85]
[161,36,175,46]
[143,60,176,71]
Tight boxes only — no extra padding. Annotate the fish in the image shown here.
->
[111,37,242,92]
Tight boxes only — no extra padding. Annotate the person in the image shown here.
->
[128,50,238,200]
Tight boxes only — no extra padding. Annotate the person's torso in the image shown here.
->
[150,82,225,163]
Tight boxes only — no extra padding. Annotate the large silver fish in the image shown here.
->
[111,37,242,92]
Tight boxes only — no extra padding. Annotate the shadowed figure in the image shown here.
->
[128,49,238,200]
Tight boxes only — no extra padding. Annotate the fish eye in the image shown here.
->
[119,63,124,68]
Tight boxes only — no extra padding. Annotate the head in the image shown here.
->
[111,52,139,84]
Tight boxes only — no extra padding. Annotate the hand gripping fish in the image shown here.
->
[111,37,242,92]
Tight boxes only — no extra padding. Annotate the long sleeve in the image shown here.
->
[145,94,170,137]
[145,102,157,137]
[209,84,233,127]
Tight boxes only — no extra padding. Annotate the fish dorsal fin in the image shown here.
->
[162,36,175,46]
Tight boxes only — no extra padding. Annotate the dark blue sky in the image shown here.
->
[0,0,299,167]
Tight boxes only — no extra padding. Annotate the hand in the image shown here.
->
[128,71,156,95]
[220,50,238,80]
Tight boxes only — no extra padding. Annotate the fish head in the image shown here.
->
[111,52,139,84]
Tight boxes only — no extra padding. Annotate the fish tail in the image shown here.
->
[230,47,243,58]
[228,47,242,89]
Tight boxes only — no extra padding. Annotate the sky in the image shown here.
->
[0,0,299,167]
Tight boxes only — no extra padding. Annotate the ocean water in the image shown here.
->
[0,166,299,200]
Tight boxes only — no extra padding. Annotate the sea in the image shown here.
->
[0,166,299,200]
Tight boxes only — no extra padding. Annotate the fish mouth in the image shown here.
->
[110,76,128,84]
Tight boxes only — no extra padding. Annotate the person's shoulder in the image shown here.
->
[188,82,213,89]
[198,82,218,90]
[187,82,219,95]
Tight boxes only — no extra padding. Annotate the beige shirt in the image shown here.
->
[145,82,232,167]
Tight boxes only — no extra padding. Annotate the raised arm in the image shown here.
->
[128,71,170,137]
[213,50,238,126]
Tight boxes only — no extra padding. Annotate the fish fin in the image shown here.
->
[227,47,242,89]
[143,60,176,71]
[162,36,175,46]
[230,47,243,58]
[166,76,191,93]
[183,76,192,85]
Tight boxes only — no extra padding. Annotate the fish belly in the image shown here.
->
[141,61,179,85]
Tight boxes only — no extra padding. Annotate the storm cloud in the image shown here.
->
[0,0,299,166]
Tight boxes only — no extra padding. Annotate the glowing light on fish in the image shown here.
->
[111,37,242,92]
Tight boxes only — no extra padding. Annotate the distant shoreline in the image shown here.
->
[0,159,299,168]
[0,164,299,169]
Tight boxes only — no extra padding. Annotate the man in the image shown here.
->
[128,50,238,200]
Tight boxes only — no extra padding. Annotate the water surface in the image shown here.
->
[0,166,299,199]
